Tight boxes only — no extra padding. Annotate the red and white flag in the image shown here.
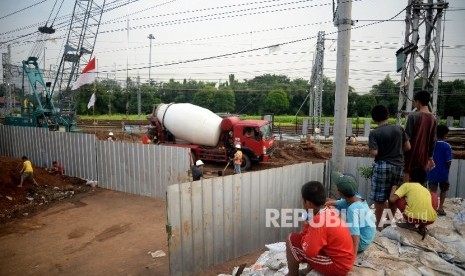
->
[72,57,96,90]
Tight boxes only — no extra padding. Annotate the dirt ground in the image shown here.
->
[0,189,171,275]
[1,128,464,275]
[0,156,91,224]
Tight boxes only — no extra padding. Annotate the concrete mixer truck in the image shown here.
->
[147,103,275,171]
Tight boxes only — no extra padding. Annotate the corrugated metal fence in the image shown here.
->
[166,161,327,275]
[0,125,97,180]
[343,156,465,200]
[0,125,190,198]
[96,141,189,198]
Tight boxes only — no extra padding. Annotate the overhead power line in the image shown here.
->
[0,0,141,42]
[96,2,408,74]
[0,0,48,21]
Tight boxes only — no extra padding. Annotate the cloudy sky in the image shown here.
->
[1,0,464,93]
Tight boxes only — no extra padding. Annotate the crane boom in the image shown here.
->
[52,0,106,123]
[5,0,106,131]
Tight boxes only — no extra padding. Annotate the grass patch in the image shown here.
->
[78,114,151,120]
[78,114,460,127]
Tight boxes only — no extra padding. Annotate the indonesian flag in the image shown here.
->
[72,57,96,90]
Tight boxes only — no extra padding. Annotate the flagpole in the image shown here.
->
[93,80,96,136]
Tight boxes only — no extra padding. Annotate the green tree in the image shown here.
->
[440,79,465,118]
[264,89,289,115]
[370,75,399,116]
[247,74,290,91]
[322,77,336,116]
[288,78,309,115]
[354,93,377,117]
[211,86,235,113]
[347,92,360,117]
[192,86,215,109]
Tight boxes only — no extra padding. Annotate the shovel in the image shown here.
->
[218,160,232,176]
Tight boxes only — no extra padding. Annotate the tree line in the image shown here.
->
[69,74,465,119]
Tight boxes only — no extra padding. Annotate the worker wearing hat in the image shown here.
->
[233,144,242,174]
[191,159,204,181]
[108,132,116,141]
[326,172,376,254]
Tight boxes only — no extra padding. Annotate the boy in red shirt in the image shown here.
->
[286,181,355,276]
[47,161,64,175]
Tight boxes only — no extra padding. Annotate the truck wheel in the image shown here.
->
[241,154,251,171]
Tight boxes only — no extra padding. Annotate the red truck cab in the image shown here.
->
[232,119,275,165]
[148,107,275,171]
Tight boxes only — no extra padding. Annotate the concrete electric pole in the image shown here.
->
[396,0,448,121]
[148,34,155,85]
[137,74,141,121]
[331,0,354,187]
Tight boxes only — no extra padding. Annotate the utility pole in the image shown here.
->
[43,47,46,75]
[148,34,155,85]
[396,0,448,121]
[308,31,325,141]
[331,0,353,192]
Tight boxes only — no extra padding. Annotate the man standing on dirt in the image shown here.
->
[233,144,242,174]
[18,156,38,188]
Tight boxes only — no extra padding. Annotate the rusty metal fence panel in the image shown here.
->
[96,141,190,198]
[344,157,465,199]
[0,125,97,180]
[166,161,327,275]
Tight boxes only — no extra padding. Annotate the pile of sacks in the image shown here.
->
[223,198,465,276]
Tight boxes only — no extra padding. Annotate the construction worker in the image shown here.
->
[18,156,38,188]
[346,134,357,144]
[108,132,116,141]
[192,160,204,181]
[233,144,243,174]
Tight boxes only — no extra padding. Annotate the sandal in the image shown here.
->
[418,226,428,240]
[437,209,446,216]
[396,221,418,231]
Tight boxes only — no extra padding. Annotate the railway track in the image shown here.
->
[77,119,150,130]
[273,125,465,151]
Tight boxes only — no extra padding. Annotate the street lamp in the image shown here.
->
[148,34,155,85]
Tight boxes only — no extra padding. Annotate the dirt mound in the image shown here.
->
[271,140,329,164]
[83,128,146,143]
[0,156,92,224]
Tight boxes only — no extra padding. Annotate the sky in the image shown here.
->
[0,0,464,94]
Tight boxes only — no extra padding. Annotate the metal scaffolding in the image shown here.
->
[51,0,106,122]
[2,45,14,114]
[397,0,448,121]
[308,31,325,138]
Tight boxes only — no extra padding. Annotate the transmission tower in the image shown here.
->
[51,0,106,122]
[308,31,325,138]
[396,0,448,121]
[1,45,13,114]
